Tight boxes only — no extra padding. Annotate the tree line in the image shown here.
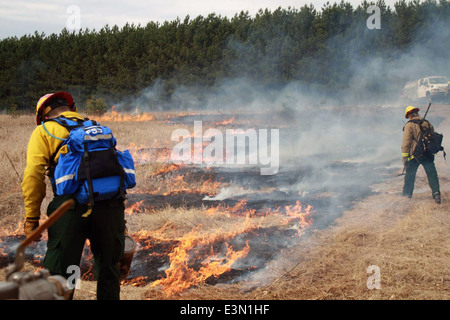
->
[0,0,449,112]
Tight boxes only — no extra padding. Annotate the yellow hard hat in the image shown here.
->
[405,106,419,118]
[36,92,75,125]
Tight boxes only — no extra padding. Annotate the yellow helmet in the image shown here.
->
[36,92,75,125]
[405,106,419,119]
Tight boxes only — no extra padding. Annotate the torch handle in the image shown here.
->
[6,199,75,279]
[20,199,75,248]
[423,102,431,120]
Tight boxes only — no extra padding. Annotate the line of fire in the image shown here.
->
[0,108,391,297]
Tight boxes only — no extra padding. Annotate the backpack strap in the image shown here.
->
[408,119,432,131]
[404,119,425,163]
[45,115,94,165]
[404,119,422,145]
[81,142,95,218]
[110,140,127,200]
[44,115,86,132]
[406,119,426,128]
[80,135,124,217]
[42,117,75,191]
[57,115,98,127]
[41,116,74,141]
[43,115,93,193]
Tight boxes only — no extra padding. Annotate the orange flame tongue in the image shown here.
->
[151,226,252,296]
[215,116,235,126]
[125,200,146,215]
[95,108,155,122]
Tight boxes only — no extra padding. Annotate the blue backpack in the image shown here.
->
[43,116,136,214]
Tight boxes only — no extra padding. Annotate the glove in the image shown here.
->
[24,217,41,241]
[402,156,408,166]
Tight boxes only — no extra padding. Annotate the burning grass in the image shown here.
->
[121,190,314,297]
[0,111,315,299]
[157,190,450,300]
[2,109,450,300]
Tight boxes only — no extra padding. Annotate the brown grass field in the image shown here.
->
[1,105,450,300]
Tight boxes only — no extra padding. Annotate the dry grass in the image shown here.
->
[1,109,450,300]
[0,115,34,227]
[247,193,450,300]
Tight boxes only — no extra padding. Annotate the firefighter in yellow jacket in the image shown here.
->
[401,106,441,204]
[22,92,125,300]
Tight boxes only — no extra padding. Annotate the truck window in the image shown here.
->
[429,77,448,84]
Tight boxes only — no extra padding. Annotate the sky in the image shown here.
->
[0,0,400,39]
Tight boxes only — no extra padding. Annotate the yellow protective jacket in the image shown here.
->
[401,116,434,161]
[22,111,85,218]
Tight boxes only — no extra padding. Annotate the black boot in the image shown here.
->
[434,193,441,204]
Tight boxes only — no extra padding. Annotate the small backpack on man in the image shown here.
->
[409,119,445,161]
[43,115,136,215]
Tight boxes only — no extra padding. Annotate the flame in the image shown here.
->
[0,107,318,296]
[125,200,147,215]
[159,175,222,196]
[149,163,183,177]
[285,201,314,221]
[122,276,149,286]
[95,108,155,122]
[120,191,314,293]
[283,201,315,236]
[206,199,256,217]
[215,116,235,126]
[0,189,315,295]
[150,223,254,296]
[127,143,173,165]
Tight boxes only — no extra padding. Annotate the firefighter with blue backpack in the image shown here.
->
[401,105,441,204]
[22,92,135,300]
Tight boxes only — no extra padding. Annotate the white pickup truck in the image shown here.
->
[402,76,449,102]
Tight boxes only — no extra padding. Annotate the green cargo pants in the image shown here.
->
[43,195,125,300]
[402,154,440,199]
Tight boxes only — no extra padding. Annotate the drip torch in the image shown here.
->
[0,199,75,300]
